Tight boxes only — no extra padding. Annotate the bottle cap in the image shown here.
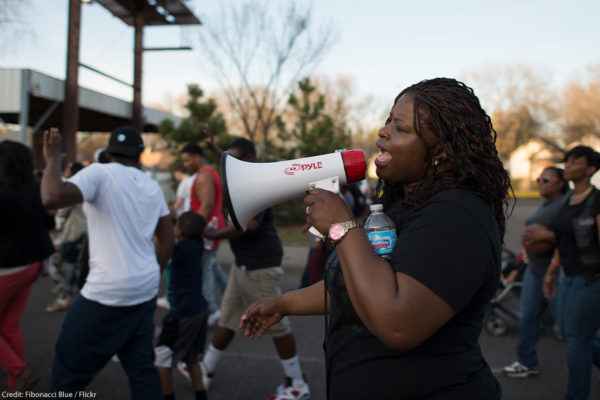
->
[370,204,383,212]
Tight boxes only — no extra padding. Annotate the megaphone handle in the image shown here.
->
[308,226,325,240]
[307,176,340,242]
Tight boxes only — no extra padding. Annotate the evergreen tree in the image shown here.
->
[159,84,230,163]
[274,78,351,160]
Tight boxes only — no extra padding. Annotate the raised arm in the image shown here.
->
[41,129,83,210]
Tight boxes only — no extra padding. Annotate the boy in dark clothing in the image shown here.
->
[155,211,209,400]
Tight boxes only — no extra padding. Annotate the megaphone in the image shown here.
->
[221,150,366,231]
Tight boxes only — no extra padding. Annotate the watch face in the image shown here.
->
[329,224,346,241]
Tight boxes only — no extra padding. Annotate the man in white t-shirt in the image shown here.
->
[173,166,195,217]
[41,127,174,400]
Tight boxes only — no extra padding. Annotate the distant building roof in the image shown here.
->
[0,68,180,133]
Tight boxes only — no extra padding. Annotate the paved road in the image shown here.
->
[7,199,600,399]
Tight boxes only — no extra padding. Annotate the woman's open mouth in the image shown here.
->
[374,151,392,168]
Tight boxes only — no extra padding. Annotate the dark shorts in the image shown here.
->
[155,311,208,368]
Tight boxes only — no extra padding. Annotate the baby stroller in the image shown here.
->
[484,248,557,337]
[484,248,526,336]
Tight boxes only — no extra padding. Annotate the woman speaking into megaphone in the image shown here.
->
[241,78,510,400]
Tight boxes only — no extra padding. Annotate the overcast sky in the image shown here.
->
[2,0,599,117]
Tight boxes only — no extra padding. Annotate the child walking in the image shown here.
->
[155,211,209,400]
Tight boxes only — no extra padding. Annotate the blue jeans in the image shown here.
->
[594,336,600,369]
[202,249,228,314]
[51,295,162,400]
[558,275,600,400]
[517,267,547,368]
[551,270,565,326]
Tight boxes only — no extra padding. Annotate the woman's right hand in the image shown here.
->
[543,273,557,299]
[240,297,284,337]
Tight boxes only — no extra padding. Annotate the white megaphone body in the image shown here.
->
[221,150,366,232]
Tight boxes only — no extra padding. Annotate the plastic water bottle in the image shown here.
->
[204,216,219,251]
[364,204,397,259]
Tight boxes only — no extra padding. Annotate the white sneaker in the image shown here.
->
[45,297,71,312]
[200,361,213,390]
[177,361,213,390]
[503,361,540,378]
[270,378,310,400]
[177,361,190,381]
[208,310,221,327]
[156,296,170,310]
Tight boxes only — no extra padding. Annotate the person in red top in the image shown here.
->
[181,144,228,325]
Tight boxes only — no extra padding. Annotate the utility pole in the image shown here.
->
[61,0,199,147]
[132,10,144,133]
[62,0,81,162]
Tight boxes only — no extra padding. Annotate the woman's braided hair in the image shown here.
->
[379,78,514,240]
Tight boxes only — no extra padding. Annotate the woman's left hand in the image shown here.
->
[303,189,353,235]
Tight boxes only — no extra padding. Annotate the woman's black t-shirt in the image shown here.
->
[324,189,501,399]
[550,188,600,277]
[0,188,54,268]
[170,239,208,318]
[229,209,283,271]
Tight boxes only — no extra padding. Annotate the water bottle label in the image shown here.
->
[367,229,397,256]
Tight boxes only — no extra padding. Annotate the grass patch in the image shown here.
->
[276,224,309,247]
[514,191,541,199]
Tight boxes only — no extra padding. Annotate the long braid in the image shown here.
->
[380,78,514,240]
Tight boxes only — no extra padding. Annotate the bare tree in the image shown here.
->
[195,0,335,145]
[312,75,382,136]
[561,76,600,143]
[465,65,564,156]
[492,106,541,161]
[0,0,32,52]
[465,65,553,112]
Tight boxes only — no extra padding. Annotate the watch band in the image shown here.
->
[340,220,358,231]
